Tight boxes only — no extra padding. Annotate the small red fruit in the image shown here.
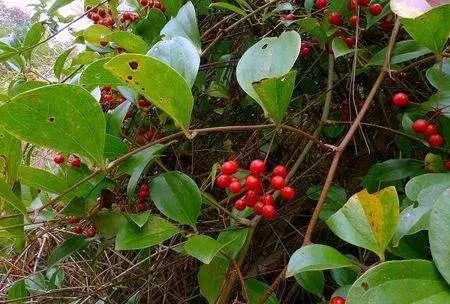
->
[70,156,81,168]
[270,176,286,190]
[281,13,295,21]
[348,15,359,27]
[424,123,439,137]
[300,45,312,58]
[85,226,96,238]
[246,175,262,192]
[221,160,239,175]
[347,0,357,10]
[138,190,149,199]
[392,92,410,107]
[412,119,429,134]
[330,296,346,304]
[216,175,231,189]
[228,181,242,193]
[138,98,151,109]
[262,204,277,219]
[140,0,149,6]
[254,201,265,215]
[272,165,288,178]
[328,12,343,26]
[53,154,65,165]
[428,134,444,147]
[262,194,275,206]
[234,199,246,211]
[315,0,328,9]
[244,190,259,207]
[369,3,383,15]
[90,12,100,22]
[280,186,296,201]
[356,0,369,6]
[140,184,149,192]
[444,160,450,170]
[136,202,148,212]
[73,226,83,234]
[344,36,356,48]
[249,159,266,175]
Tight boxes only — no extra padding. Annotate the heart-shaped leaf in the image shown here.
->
[326,187,400,259]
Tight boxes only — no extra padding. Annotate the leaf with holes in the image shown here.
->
[0,84,106,165]
[80,58,122,87]
[104,54,194,133]
[150,171,202,227]
[326,187,400,260]
[347,260,450,303]
[18,166,68,194]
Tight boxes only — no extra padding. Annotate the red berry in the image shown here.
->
[98,8,106,18]
[262,204,276,219]
[330,296,346,304]
[300,45,312,58]
[272,165,288,178]
[315,0,328,9]
[344,36,356,48]
[138,98,151,109]
[280,186,296,201]
[428,134,444,147]
[140,184,149,192]
[228,181,242,193]
[412,119,429,134]
[136,202,148,212]
[73,226,83,234]
[70,156,81,168]
[281,13,295,21]
[444,160,450,170]
[357,0,369,6]
[347,0,357,10]
[262,194,275,206]
[270,176,286,190]
[138,190,149,199]
[85,226,96,238]
[90,12,100,22]
[244,190,259,207]
[102,93,113,103]
[53,154,65,164]
[221,160,239,175]
[254,201,265,215]
[216,175,231,189]
[369,3,383,15]
[392,92,410,107]
[140,0,149,6]
[67,216,80,224]
[348,15,359,27]
[424,123,439,137]
[328,12,343,26]
[234,199,246,211]
[245,175,262,192]
[249,159,266,175]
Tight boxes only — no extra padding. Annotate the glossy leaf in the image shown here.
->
[252,70,297,124]
[115,215,179,250]
[82,25,112,47]
[198,256,230,304]
[0,84,106,165]
[429,189,450,284]
[426,58,450,90]
[119,144,166,197]
[216,228,248,259]
[294,271,324,296]
[286,244,354,278]
[104,54,194,133]
[147,36,200,88]
[326,187,400,259]
[18,166,68,194]
[48,236,89,266]
[161,0,183,17]
[405,173,450,200]
[105,100,131,136]
[54,47,75,79]
[80,58,122,86]
[106,31,149,54]
[245,278,279,304]
[125,212,150,228]
[160,1,201,50]
[135,8,167,44]
[347,260,450,303]
[150,171,202,227]
[368,40,432,66]
[9,81,47,96]
[22,22,45,60]
[104,134,128,159]
[331,267,358,286]
[184,235,226,264]
[332,37,353,58]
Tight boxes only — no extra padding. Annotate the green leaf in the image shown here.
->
[286,244,354,278]
[198,256,230,304]
[388,231,429,259]
[422,91,450,118]
[368,40,432,66]
[0,180,26,215]
[184,235,226,264]
[362,159,424,193]
[104,134,127,159]
[106,100,131,136]
[326,187,400,259]
[252,70,296,125]
[125,212,150,228]
[18,166,68,194]
[8,279,26,304]
[160,1,201,50]
[48,235,89,266]
[22,22,45,61]
[347,260,450,303]
[426,58,450,90]
[119,144,166,197]
[71,50,101,66]
[209,2,247,16]
[332,37,353,58]
[236,31,300,120]
[115,215,179,250]
[82,25,112,47]
[147,36,200,88]
[80,58,122,87]
[401,4,450,55]
[161,0,182,17]
[150,171,202,227]
[9,81,47,96]
[307,184,347,220]
[49,0,75,14]
[0,84,106,165]
[294,271,324,296]
[0,127,22,186]
[405,173,450,201]
[429,189,450,284]
[216,228,248,259]
[92,211,127,236]
[245,278,279,304]
[106,31,149,54]
[54,47,75,79]
[104,54,194,133]
[331,267,358,286]
[135,9,167,44]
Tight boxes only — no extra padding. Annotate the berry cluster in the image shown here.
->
[134,128,164,145]
[138,97,152,110]
[412,119,444,147]
[215,160,296,219]
[327,0,384,27]
[139,0,166,12]
[53,154,82,168]
[86,6,115,27]
[136,183,150,212]
[119,11,139,24]
[100,86,126,110]
[330,296,346,304]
